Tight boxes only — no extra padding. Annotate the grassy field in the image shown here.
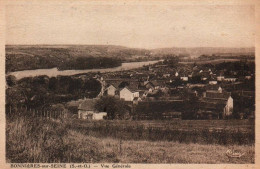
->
[6,116,255,163]
[71,119,254,131]
[66,119,255,145]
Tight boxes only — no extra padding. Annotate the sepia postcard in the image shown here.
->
[0,0,259,169]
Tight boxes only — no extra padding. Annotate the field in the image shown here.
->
[66,119,254,145]
[6,115,255,163]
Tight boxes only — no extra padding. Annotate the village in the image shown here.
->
[5,2,256,164]
[77,57,255,121]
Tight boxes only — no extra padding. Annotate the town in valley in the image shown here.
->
[5,2,255,164]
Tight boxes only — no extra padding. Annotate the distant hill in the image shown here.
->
[6,45,255,72]
[5,45,153,72]
[5,45,150,59]
[6,45,255,61]
[6,45,254,58]
[151,47,255,58]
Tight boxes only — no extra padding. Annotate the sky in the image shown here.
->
[6,4,255,49]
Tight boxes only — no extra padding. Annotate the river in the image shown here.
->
[9,60,162,80]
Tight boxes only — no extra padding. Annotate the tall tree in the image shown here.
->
[94,96,128,120]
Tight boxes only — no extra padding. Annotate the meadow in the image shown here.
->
[67,119,255,145]
[6,114,255,163]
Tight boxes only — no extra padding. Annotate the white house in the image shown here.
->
[209,81,218,85]
[224,96,233,117]
[93,112,107,120]
[201,77,207,81]
[217,76,225,81]
[180,76,188,81]
[120,87,139,101]
[224,78,237,82]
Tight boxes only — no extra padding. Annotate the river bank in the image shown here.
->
[8,60,162,80]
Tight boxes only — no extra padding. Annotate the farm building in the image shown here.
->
[78,99,107,120]
[198,86,233,119]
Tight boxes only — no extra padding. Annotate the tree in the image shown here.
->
[6,75,17,87]
[182,93,199,119]
[94,96,128,120]
[163,56,179,68]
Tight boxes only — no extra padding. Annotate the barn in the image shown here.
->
[198,87,233,119]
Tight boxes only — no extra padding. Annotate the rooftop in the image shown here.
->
[205,91,231,100]
[78,98,98,111]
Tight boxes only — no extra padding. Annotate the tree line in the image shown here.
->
[6,75,101,113]
[6,54,122,72]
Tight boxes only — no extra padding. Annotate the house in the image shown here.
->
[217,76,225,81]
[188,72,193,78]
[120,87,140,101]
[199,87,233,119]
[209,80,217,85]
[205,85,222,93]
[163,73,171,78]
[224,77,237,82]
[151,80,166,89]
[143,81,155,90]
[105,84,118,96]
[180,76,188,81]
[245,76,252,80]
[201,77,208,81]
[93,112,107,120]
[78,99,107,120]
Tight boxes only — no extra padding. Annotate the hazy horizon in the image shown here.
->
[5,44,255,50]
[6,4,254,49]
